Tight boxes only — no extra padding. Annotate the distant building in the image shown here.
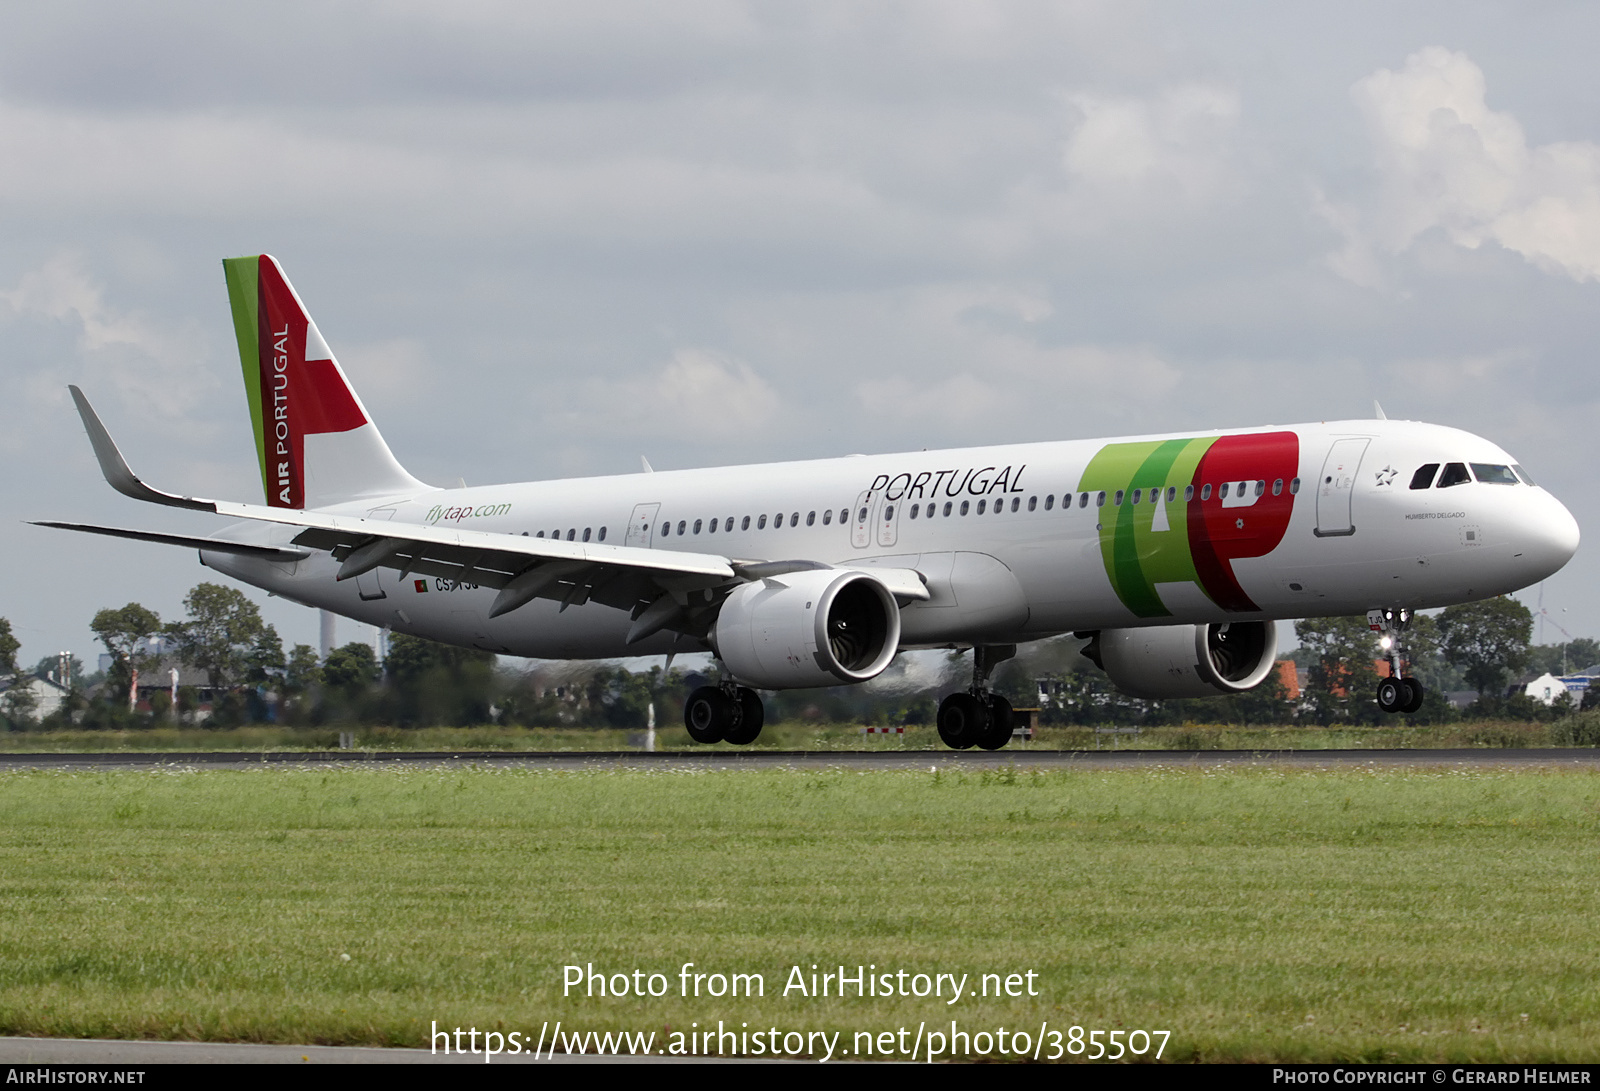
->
[1558,663,1600,701]
[1512,672,1569,706]
[85,658,226,721]
[0,674,73,722]
[1273,660,1301,700]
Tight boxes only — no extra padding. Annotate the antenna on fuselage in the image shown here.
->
[1373,400,1388,420]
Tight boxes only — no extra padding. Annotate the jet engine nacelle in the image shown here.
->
[1089,621,1279,699]
[713,568,901,689]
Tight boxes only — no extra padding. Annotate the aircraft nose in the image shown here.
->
[1525,494,1580,578]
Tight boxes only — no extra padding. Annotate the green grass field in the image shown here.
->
[0,717,1578,752]
[2,763,1598,1061]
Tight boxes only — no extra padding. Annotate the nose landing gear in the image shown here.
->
[937,644,1016,750]
[1369,608,1426,714]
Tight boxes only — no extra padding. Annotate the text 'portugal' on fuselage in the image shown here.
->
[39,255,1580,749]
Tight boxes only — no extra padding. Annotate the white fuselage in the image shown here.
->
[202,418,1579,660]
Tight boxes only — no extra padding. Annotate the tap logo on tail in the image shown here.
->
[223,255,368,508]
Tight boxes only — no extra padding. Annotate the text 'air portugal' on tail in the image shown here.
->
[222,255,429,511]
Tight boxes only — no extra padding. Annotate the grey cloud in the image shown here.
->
[5,5,1600,667]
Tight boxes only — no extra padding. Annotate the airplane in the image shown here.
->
[38,255,1581,749]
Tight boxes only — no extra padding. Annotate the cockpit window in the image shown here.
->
[1436,463,1471,488]
[1513,464,1536,486]
[1409,464,1439,490]
[1470,463,1517,485]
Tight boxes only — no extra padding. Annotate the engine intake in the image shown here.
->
[1085,621,1279,699]
[714,568,900,689]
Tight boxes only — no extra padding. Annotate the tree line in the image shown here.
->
[1008,595,1593,727]
[0,586,1587,731]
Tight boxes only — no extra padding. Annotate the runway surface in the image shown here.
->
[2,747,1599,770]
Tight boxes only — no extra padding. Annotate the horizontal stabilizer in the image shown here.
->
[31,521,309,562]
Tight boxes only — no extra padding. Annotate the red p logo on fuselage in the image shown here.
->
[1187,432,1299,611]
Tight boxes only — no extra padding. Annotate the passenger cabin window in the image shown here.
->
[807,511,816,526]
[1410,464,1439,490]
[1437,463,1471,488]
[1028,496,1037,511]
[822,510,832,525]
[959,500,970,515]
[977,499,987,514]
[741,516,751,530]
[758,514,767,529]
[598,527,607,541]
[1201,484,1212,500]
[1184,485,1194,501]
[1471,463,1518,485]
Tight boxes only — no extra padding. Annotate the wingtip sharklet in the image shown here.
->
[67,385,217,512]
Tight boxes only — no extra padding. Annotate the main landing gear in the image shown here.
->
[684,682,765,745]
[1369,608,1426,715]
[937,644,1017,751]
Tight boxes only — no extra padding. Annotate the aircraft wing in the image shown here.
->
[53,386,927,642]
[205,501,926,639]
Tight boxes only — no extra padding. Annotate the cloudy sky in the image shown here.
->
[3,1,1598,669]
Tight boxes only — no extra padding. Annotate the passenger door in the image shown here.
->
[625,503,660,548]
[1314,438,1369,537]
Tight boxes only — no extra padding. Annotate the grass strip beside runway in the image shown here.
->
[0,718,1580,752]
[0,764,1596,1062]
